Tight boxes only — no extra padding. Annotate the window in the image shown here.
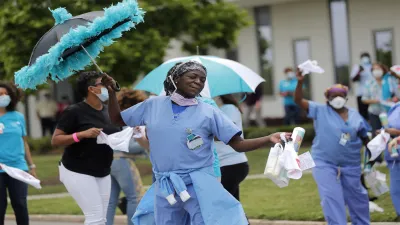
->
[254,6,273,95]
[329,0,351,87]
[374,29,394,67]
[293,39,312,99]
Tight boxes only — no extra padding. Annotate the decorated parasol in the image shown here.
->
[14,0,144,90]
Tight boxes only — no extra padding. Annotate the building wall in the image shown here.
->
[348,0,400,65]
[260,0,335,117]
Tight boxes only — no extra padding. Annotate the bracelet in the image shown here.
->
[29,164,36,169]
[72,133,80,143]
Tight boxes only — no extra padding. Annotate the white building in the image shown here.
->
[25,0,399,137]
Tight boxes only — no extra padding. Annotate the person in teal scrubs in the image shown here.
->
[0,82,36,225]
[104,61,289,225]
[294,70,371,225]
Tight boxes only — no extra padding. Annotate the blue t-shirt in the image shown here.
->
[121,96,241,172]
[308,101,370,166]
[382,73,398,112]
[0,111,28,171]
[279,78,298,106]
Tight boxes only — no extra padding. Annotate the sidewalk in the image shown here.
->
[5,215,398,225]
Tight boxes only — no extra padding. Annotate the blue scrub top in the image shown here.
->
[279,78,298,106]
[382,73,398,112]
[0,111,28,171]
[121,96,241,172]
[308,101,370,166]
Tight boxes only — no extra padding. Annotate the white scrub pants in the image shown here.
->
[59,163,111,225]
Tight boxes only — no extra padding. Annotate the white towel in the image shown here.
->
[298,60,325,75]
[0,163,41,189]
[97,127,135,152]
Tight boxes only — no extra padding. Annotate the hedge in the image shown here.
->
[27,136,53,154]
[243,123,315,143]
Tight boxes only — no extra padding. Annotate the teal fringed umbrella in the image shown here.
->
[14,0,145,90]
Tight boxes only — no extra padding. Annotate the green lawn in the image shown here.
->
[14,149,397,221]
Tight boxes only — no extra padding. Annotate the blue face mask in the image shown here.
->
[0,95,11,107]
[96,87,109,102]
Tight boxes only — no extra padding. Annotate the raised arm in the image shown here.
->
[102,74,126,126]
[294,68,309,112]
[228,132,291,153]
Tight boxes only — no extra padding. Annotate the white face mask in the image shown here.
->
[329,96,347,109]
[361,57,370,65]
[95,87,109,102]
[372,69,384,78]
[0,95,11,107]
[286,72,295,79]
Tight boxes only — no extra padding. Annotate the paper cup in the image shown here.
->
[291,127,305,153]
[379,113,388,129]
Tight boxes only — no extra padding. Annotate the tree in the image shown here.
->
[0,0,250,86]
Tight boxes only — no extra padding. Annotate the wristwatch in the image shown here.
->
[29,164,36,169]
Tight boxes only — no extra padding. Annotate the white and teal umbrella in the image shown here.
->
[134,55,265,98]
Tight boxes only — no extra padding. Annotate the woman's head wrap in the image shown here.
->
[163,60,207,96]
[324,84,349,98]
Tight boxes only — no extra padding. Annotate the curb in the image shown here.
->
[5,215,398,225]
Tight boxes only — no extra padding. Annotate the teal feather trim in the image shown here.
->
[49,7,72,25]
[15,0,145,90]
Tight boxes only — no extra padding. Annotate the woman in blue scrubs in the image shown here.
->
[383,103,400,222]
[294,70,371,225]
[104,61,288,225]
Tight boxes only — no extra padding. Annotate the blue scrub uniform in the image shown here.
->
[308,101,371,225]
[386,103,400,216]
[122,96,244,225]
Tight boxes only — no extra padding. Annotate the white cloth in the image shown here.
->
[97,127,136,152]
[59,163,111,225]
[215,104,248,167]
[0,163,41,189]
[369,201,384,213]
[367,130,390,161]
[298,60,325,75]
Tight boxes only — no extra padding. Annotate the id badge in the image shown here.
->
[186,132,204,150]
[339,133,349,146]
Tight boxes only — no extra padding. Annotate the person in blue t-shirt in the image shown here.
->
[279,67,300,125]
[0,82,36,225]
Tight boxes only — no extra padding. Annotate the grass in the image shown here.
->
[8,148,397,222]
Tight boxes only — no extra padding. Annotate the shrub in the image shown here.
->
[243,123,315,143]
[27,136,53,154]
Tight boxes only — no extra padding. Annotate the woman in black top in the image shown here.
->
[51,71,120,225]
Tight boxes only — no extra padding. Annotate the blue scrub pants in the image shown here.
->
[312,160,370,225]
[389,162,400,216]
[154,184,204,225]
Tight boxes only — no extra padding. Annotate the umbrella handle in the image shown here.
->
[81,45,120,92]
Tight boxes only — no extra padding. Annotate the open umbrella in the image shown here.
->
[14,0,144,90]
[134,55,265,98]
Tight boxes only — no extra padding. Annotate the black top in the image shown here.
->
[57,102,121,177]
[244,85,263,106]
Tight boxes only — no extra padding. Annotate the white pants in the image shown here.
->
[59,163,111,225]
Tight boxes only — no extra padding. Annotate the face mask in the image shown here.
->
[0,95,11,107]
[329,96,346,109]
[169,76,198,106]
[286,72,295,79]
[95,87,109,102]
[361,57,370,65]
[372,69,383,78]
